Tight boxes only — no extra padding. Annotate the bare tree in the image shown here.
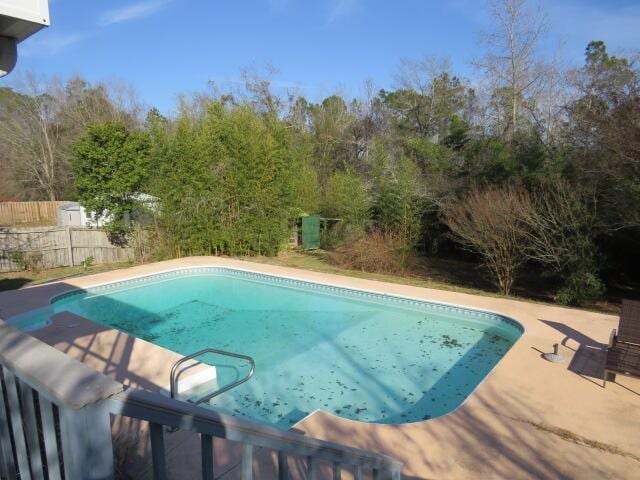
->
[61,76,143,130]
[476,0,550,140]
[521,180,599,273]
[442,186,533,295]
[349,79,385,163]
[0,73,142,200]
[309,94,357,178]
[239,65,283,116]
[392,56,469,141]
[0,74,64,200]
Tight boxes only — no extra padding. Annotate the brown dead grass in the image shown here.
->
[327,231,413,276]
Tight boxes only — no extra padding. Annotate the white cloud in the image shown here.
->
[20,32,86,56]
[100,0,171,26]
[18,0,174,57]
[328,0,359,22]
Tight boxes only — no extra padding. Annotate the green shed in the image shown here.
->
[301,215,321,250]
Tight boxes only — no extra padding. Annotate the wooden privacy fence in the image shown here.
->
[0,202,67,226]
[0,227,133,272]
[0,320,403,479]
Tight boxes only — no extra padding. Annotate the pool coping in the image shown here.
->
[1,257,638,479]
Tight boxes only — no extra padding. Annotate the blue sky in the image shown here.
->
[4,0,640,113]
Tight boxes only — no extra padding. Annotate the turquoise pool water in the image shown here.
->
[11,268,522,428]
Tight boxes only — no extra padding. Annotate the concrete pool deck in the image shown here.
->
[0,257,639,479]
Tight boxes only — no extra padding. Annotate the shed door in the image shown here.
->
[301,215,321,250]
[66,209,81,226]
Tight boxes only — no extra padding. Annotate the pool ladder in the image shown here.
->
[169,348,256,406]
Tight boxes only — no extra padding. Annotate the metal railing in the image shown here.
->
[169,348,255,406]
[0,319,403,480]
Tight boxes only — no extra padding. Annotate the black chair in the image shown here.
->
[604,300,640,386]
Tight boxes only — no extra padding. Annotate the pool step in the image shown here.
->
[161,365,219,401]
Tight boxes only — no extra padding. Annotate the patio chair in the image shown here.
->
[603,299,640,387]
[616,299,640,345]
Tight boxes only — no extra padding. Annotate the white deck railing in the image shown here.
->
[0,320,402,479]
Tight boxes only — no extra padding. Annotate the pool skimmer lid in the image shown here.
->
[543,343,564,363]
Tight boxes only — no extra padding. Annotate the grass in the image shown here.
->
[248,250,499,297]
[246,250,623,315]
[0,262,134,292]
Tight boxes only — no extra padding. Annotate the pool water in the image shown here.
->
[11,268,522,428]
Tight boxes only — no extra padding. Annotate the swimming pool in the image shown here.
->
[10,267,523,428]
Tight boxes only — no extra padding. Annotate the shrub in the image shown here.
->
[328,230,413,275]
[9,251,45,273]
[155,101,296,256]
[79,256,94,271]
[322,169,370,232]
[71,122,151,238]
[290,138,321,216]
[320,221,348,250]
[555,270,606,305]
[522,180,604,304]
[370,142,423,248]
[127,225,159,263]
[442,186,533,295]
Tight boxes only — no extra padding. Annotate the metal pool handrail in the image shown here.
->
[170,347,256,405]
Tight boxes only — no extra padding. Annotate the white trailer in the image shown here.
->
[0,0,50,76]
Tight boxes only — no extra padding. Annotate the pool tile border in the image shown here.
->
[49,267,524,334]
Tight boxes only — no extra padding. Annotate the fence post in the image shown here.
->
[66,227,74,267]
[377,465,402,480]
[60,402,114,480]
